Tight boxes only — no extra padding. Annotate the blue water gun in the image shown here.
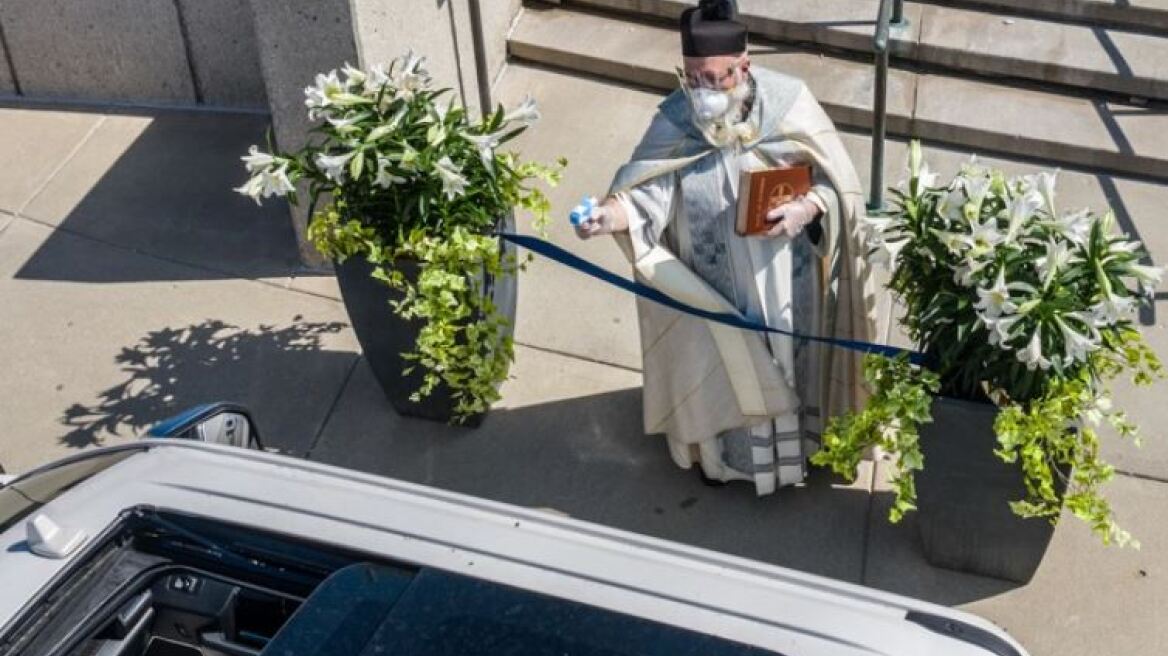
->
[569,196,598,227]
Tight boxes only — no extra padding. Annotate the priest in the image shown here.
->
[575,0,878,494]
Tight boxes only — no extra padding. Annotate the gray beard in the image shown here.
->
[691,77,756,146]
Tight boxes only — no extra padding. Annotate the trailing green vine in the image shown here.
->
[813,354,939,522]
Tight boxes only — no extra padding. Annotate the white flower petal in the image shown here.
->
[503,94,540,125]
[240,145,276,174]
[234,174,264,205]
[1017,325,1052,371]
[433,155,468,200]
[314,151,355,184]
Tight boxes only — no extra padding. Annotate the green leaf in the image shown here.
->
[350,151,365,180]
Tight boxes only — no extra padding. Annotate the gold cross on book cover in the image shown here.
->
[736,164,813,236]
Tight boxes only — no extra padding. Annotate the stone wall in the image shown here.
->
[0,0,267,109]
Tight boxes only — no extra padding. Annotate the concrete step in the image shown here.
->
[509,6,1168,181]
[921,0,1168,35]
[558,0,1168,102]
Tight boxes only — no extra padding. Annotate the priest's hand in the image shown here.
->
[765,196,821,238]
[575,196,630,240]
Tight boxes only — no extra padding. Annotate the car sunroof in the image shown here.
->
[262,563,784,656]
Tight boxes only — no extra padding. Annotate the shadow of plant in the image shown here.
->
[59,318,350,449]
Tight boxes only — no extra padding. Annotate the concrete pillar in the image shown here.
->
[248,0,359,265]
[248,0,521,266]
[0,22,16,95]
[176,0,269,109]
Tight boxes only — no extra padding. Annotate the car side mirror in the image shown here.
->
[147,403,263,450]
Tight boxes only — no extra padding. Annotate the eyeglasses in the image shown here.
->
[676,58,746,89]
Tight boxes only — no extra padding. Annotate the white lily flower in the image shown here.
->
[975,269,1021,318]
[314,151,355,184]
[959,155,988,180]
[433,156,468,200]
[869,237,909,270]
[400,49,424,76]
[1091,292,1137,326]
[431,100,455,124]
[1034,238,1078,284]
[1017,325,1052,371]
[1123,262,1165,294]
[260,163,295,198]
[1107,239,1143,255]
[393,50,430,100]
[233,164,294,205]
[1036,170,1058,215]
[240,145,276,174]
[967,214,1005,255]
[904,142,936,199]
[341,62,366,90]
[364,63,391,95]
[905,140,923,181]
[1050,209,1093,246]
[939,189,966,223]
[932,229,970,255]
[392,144,420,173]
[953,256,991,287]
[304,70,345,117]
[234,174,265,205]
[503,94,541,125]
[463,129,506,174]
[982,314,1023,349]
[1056,316,1099,364]
[1003,190,1043,242]
[373,157,407,189]
[961,175,992,211]
[914,161,938,197]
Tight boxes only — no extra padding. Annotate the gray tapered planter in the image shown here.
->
[915,396,1067,583]
[332,215,517,427]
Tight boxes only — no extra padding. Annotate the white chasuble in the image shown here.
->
[607,68,880,495]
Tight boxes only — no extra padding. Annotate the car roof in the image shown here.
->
[0,442,1023,656]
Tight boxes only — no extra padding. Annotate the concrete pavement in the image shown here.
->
[1,62,1167,654]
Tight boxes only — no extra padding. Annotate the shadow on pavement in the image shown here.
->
[862,489,1022,606]
[59,318,353,455]
[14,109,310,283]
[306,359,1023,604]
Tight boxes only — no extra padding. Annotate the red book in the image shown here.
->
[736,164,814,236]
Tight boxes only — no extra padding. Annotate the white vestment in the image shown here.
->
[607,68,879,495]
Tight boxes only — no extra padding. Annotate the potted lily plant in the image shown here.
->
[813,141,1164,582]
[234,52,564,424]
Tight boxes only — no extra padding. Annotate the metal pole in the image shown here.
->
[892,0,905,26]
[869,48,889,212]
[467,0,493,117]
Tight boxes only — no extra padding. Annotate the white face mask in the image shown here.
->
[691,87,732,121]
[689,76,751,123]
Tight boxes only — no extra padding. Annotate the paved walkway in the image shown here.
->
[1,65,1166,655]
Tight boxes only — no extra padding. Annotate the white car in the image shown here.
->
[0,404,1028,656]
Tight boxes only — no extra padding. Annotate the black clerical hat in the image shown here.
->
[680,0,747,57]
